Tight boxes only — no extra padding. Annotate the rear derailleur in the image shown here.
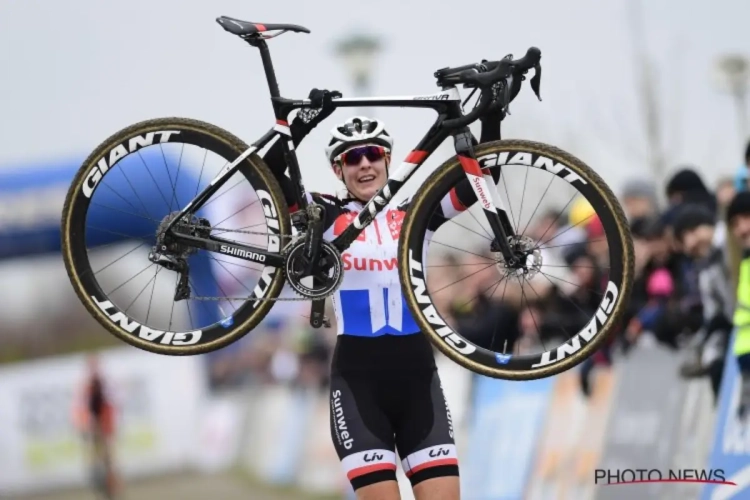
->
[148,212,212,301]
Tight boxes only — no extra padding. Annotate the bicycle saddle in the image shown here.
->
[216,16,311,37]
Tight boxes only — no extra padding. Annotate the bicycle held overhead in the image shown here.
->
[60,15,633,382]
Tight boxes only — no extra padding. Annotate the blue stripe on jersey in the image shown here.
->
[339,289,420,336]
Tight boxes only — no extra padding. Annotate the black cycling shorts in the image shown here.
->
[328,334,459,491]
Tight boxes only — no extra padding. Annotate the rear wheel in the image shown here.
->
[398,139,634,380]
[61,117,291,355]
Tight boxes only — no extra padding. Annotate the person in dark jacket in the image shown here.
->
[665,167,718,216]
[672,204,733,403]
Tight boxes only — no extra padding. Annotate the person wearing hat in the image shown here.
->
[620,178,660,221]
[726,191,750,419]
[672,204,733,403]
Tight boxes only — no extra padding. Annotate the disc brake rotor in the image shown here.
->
[492,235,543,280]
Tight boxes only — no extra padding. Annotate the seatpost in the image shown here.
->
[251,38,281,98]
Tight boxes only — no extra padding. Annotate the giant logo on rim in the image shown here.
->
[477,151,587,186]
[251,189,281,309]
[92,296,202,345]
[531,280,619,368]
[82,131,181,198]
[407,250,477,356]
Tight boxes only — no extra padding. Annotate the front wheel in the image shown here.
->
[398,139,634,380]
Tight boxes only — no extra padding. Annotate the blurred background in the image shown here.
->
[1,0,749,499]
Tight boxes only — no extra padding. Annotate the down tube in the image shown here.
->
[331,123,450,252]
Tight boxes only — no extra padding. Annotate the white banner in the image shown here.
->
[0,346,207,496]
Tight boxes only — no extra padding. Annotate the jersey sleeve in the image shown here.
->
[309,192,346,231]
[400,119,503,232]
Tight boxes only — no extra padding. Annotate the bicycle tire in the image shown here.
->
[61,117,291,355]
[398,139,634,380]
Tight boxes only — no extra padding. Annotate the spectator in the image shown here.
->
[664,167,717,216]
[672,204,733,403]
[624,216,690,350]
[717,177,738,212]
[732,139,750,192]
[620,179,659,221]
[725,191,750,420]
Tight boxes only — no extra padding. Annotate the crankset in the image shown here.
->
[284,236,344,302]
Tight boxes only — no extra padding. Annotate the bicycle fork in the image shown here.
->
[453,130,518,264]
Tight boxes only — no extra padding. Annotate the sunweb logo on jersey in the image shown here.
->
[331,389,353,450]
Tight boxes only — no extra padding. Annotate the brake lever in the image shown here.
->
[503,77,513,115]
[530,63,542,101]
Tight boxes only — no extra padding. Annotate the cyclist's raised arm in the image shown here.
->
[400,112,504,230]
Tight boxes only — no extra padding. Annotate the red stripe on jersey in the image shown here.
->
[385,210,405,240]
[333,212,366,241]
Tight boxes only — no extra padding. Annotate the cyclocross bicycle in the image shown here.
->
[61,15,634,380]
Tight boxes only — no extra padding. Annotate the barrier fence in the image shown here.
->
[0,348,207,497]
[0,336,744,499]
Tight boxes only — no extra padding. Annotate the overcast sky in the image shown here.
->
[1,0,748,195]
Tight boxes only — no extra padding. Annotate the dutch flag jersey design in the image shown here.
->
[328,202,421,337]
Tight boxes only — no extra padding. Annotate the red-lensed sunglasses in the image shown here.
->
[335,145,388,166]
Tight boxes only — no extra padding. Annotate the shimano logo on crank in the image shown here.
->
[219,244,266,262]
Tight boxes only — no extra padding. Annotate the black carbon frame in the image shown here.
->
[161,38,516,267]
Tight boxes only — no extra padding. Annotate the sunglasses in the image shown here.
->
[336,145,388,166]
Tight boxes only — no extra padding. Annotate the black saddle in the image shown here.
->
[216,16,310,37]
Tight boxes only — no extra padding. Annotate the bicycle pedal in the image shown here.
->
[310,313,331,329]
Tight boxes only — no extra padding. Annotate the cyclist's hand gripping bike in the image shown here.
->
[61,16,634,380]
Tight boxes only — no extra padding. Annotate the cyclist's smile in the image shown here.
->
[340,157,387,201]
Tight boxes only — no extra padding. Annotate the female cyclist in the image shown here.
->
[260,89,503,500]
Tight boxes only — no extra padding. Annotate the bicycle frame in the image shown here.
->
[164,38,518,266]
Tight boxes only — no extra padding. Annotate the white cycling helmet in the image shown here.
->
[324,116,394,164]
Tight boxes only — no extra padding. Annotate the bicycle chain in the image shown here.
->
[180,223,332,302]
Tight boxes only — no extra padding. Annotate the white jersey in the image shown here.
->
[323,198,421,337]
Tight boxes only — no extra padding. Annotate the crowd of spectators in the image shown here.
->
[434,140,750,400]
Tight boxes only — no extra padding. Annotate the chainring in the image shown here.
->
[284,237,344,300]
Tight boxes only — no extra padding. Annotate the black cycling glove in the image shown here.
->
[295,88,342,131]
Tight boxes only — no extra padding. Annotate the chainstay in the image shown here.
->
[192,295,310,301]
[183,223,335,302]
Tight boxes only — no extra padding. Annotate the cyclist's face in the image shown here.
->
[334,146,388,201]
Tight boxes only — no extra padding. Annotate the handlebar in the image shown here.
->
[437,47,542,129]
